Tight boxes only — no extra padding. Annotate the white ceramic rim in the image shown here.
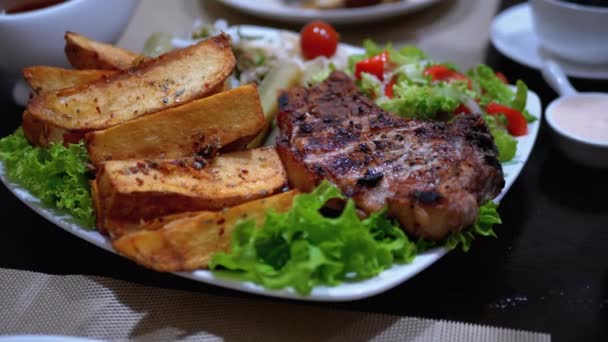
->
[0,0,90,20]
[545,92,608,148]
[538,0,608,14]
[219,0,442,24]
[490,3,608,80]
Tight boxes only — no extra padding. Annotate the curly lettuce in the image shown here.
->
[0,129,94,227]
[211,181,502,294]
[210,181,417,295]
[416,201,501,253]
[377,82,461,119]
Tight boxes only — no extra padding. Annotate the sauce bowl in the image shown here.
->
[542,60,608,168]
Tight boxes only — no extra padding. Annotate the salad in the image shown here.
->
[0,20,532,296]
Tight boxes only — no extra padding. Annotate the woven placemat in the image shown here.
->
[0,268,550,341]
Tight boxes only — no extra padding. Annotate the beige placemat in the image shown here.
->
[118,0,500,70]
[0,268,550,341]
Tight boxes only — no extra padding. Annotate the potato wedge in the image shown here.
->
[22,67,115,146]
[94,147,287,238]
[22,110,75,147]
[86,84,265,167]
[65,32,140,70]
[112,190,298,272]
[28,33,235,131]
[23,66,115,95]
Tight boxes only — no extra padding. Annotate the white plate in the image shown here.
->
[491,3,608,80]
[0,26,542,302]
[219,0,442,25]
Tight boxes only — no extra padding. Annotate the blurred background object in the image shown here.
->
[530,0,608,65]
[119,0,499,71]
[0,0,140,75]
[0,0,140,104]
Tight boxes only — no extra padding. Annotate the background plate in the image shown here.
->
[0,25,542,302]
[491,3,608,80]
[219,0,442,24]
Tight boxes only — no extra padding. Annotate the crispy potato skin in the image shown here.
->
[23,66,116,95]
[93,147,288,239]
[22,67,115,147]
[112,190,298,272]
[28,34,236,131]
[65,32,140,70]
[86,84,265,167]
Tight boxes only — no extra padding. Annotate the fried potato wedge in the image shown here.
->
[23,66,115,95]
[21,110,75,146]
[22,67,115,146]
[28,33,235,131]
[65,32,140,70]
[86,84,265,167]
[112,190,298,272]
[94,147,287,238]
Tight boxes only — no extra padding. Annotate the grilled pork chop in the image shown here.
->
[276,71,504,240]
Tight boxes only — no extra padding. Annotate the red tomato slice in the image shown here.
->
[486,102,527,136]
[384,75,398,98]
[355,51,389,81]
[423,65,472,89]
[300,21,339,60]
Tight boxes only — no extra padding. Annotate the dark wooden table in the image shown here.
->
[0,1,606,341]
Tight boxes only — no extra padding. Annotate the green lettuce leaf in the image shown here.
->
[511,80,528,112]
[348,39,428,74]
[484,114,518,162]
[416,201,501,253]
[210,181,417,295]
[0,129,94,227]
[377,83,460,119]
[467,64,515,107]
[359,72,382,98]
[309,63,336,84]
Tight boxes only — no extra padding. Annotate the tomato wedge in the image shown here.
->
[384,75,398,98]
[486,102,527,136]
[423,65,472,89]
[355,51,389,81]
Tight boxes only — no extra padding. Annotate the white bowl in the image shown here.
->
[545,93,608,168]
[530,0,608,65]
[0,0,140,76]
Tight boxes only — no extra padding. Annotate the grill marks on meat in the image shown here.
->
[276,71,505,240]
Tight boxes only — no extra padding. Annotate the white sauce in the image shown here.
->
[552,95,608,142]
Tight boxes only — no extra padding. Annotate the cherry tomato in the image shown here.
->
[423,65,472,89]
[384,75,398,98]
[355,51,389,81]
[495,71,509,84]
[486,102,527,136]
[300,21,339,60]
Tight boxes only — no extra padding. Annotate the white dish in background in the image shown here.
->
[0,25,542,302]
[530,0,608,65]
[491,3,608,80]
[219,0,442,25]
